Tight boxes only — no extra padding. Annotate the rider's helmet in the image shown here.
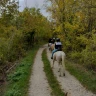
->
[56,38,60,42]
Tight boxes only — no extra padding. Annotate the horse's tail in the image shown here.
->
[62,52,66,75]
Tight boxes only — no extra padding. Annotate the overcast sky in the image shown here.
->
[19,0,50,18]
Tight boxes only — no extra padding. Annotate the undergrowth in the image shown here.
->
[66,60,96,94]
[4,45,40,96]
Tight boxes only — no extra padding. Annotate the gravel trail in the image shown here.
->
[47,47,96,96]
[28,44,96,96]
[28,45,51,96]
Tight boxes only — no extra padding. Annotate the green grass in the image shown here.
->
[42,49,65,96]
[66,60,96,94]
[4,45,40,96]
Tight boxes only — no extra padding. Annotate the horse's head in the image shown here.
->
[50,44,55,51]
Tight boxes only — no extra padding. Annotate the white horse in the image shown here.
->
[52,51,66,76]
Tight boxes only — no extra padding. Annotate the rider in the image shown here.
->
[48,38,52,43]
[51,38,62,59]
[52,38,55,44]
[48,37,55,44]
[48,38,52,47]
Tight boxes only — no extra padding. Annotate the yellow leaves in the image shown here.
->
[58,34,65,41]
[65,22,73,29]
[92,32,96,44]
[55,25,62,32]
[65,22,79,32]
[77,35,89,45]
[75,12,85,21]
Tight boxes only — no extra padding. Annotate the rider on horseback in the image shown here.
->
[51,38,62,59]
[52,38,55,44]
[48,37,55,44]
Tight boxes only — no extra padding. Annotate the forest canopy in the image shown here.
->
[0,0,52,66]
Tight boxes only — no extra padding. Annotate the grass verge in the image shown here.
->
[66,60,96,94]
[4,45,40,96]
[42,49,65,96]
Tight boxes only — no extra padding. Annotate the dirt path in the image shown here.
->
[28,45,51,96]
[28,44,96,96]
[47,47,96,96]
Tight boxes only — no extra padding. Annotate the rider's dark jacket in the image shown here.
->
[55,42,62,51]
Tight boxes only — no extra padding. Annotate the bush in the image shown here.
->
[0,38,8,65]
[69,51,82,63]
[69,49,96,71]
[82,49,96,70]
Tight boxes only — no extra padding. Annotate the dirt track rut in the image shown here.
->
[28,45,51,96]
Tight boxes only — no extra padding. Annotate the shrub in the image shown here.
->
[69,51,82,63]
[82,49,96,70]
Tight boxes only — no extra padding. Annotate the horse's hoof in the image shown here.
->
[65,92,68,96]
[63,73,65,76]
[59,75,61,77]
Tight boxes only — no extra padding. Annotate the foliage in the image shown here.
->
[82,49,96,70]
[68,33,96,71]
[0,3,51,66]
[5,46,39,96]
[46,0,96,70]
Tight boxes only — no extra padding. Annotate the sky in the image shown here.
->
[19,0,50,18]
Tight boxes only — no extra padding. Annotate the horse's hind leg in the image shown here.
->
[57,61,62,77]
[62,62,65,76]
[62,66,65,76]
[59,62,65,77]
[58,62,60,72]
[60,63,63,76]
[63,72,65,76]
[52,60,55,69]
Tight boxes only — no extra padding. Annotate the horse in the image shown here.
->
[52,51,66,77]
[48,43,52,47]
[49,43,55,52]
